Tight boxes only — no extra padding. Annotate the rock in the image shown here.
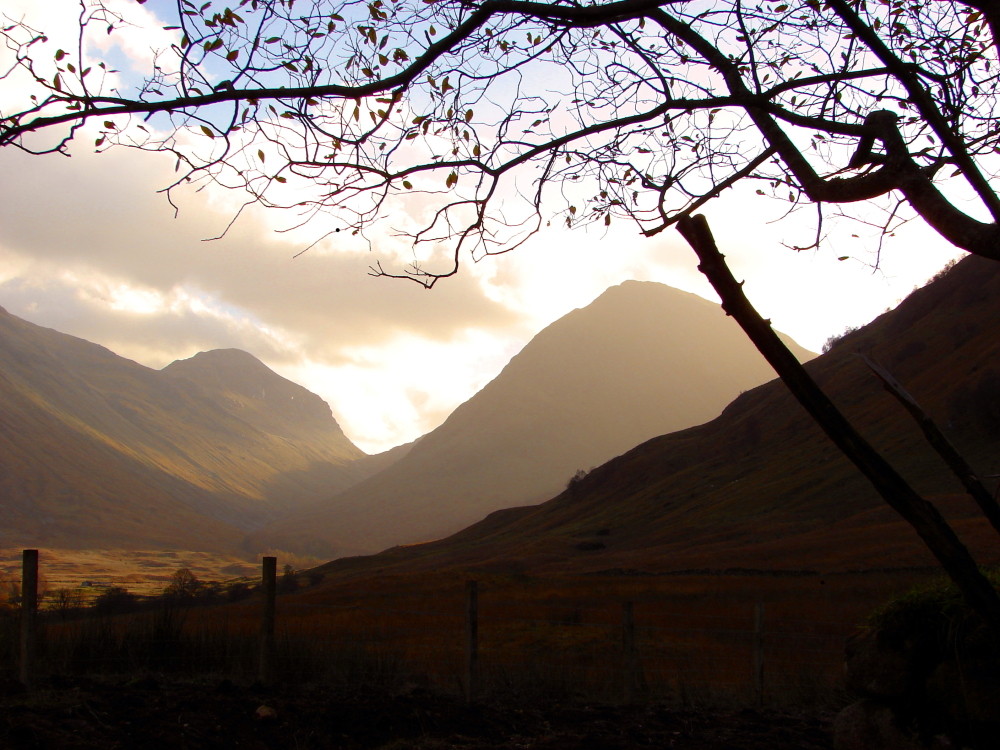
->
[844,629,922,699]
[255,705,278,721]
[833,700,924,750]
[926,659,1000,724]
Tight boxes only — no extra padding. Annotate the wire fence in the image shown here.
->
[2,552,856,707]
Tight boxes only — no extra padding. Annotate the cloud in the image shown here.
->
[0,145,520,337]
[0,141,531,450]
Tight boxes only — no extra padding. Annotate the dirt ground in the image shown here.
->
[0,676,832,749]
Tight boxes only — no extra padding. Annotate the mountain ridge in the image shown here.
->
[249,280,814,557]
[0,311,368,551]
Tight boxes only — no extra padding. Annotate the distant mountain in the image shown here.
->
[162,349,356,450]
[313,256,1000,577]
[249,281,814,557]
[0,311,366,551]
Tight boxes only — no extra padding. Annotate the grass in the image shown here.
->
[2,567,940,710]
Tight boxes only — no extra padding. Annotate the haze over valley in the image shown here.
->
[1,279,807,562]
[3,255,998,581]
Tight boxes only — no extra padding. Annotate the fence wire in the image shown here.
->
[1,560,859,707]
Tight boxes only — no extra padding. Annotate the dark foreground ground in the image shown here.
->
[0,676,832,749]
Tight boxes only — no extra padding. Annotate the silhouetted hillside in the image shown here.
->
[314,256,1000,576]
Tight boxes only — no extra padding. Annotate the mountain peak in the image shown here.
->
[251,278,811,557]
[162,348,363,459]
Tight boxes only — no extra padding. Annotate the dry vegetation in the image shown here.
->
[3,562,941,704]
[0,548,265,600]
[3,565,952,748]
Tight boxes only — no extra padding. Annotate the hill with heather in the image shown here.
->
[250,281,814,557]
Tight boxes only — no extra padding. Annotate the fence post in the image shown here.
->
[753,602,765,707]
[259,556,277,685]
[19,549,39,689]
[465,580,479,703]
[622,601,640,703]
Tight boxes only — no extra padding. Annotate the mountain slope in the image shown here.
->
[315,255,1000,577]
[250,281,814,556]
[0,310,366,551]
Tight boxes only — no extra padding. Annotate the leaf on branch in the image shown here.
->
[274,175,287,183]
[226,50,239,61]
[257,149,265,163]
[403,180,413,189]
[200,125,214,138]
[446,171,458,188]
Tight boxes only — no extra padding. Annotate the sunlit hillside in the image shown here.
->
[249,281,813,557]
[0,312,368,551]
[311,255,1000,577]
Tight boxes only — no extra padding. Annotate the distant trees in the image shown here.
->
[51,587,85,619]
[566,469,589,491]
[279,563,300,593]
[164,568,203,601]
[94,586,139,616]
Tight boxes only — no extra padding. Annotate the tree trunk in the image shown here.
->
[676,214,1000,635]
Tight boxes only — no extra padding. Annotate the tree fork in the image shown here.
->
[676,213,1000,634]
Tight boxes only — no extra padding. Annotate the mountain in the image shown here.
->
[0,310,366,551]
[249,281,814,557]
[313,255,1000,577]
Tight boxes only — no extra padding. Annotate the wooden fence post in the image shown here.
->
[259,556,277,685]
[19,549,39,689]
[622,601,640,704]
[465,580,479,703]
[753,602,765,707]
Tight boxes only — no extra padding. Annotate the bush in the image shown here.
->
[94,586,139,616]
[164,568,203,602]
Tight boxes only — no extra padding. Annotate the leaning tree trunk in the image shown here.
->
[676,213,1000,635]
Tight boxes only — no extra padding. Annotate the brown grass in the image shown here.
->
[13,567,934,707]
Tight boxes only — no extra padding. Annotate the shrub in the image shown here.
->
[94,586,139,615]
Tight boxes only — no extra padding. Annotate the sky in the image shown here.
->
[0,0,967,454]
